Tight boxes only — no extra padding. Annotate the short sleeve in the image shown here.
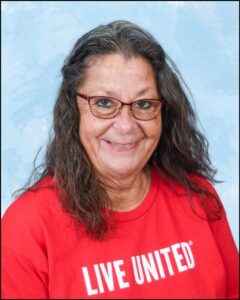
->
[1,246,48,299]
[1,193,49,299]
[195,177,239,299]
[209,209,239,299]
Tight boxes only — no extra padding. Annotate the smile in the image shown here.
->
[102,139,138,151]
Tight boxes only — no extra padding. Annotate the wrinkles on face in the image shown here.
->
[77,54,162,184]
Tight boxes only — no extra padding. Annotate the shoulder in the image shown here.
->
[152,167,218,197]
[2,176,59,222]
[189,173,219,195]
[2,176,66,253]
[153,167,223,221]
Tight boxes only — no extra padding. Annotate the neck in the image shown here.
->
[101,166,151,212]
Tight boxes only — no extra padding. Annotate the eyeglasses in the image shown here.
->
[76,92,164,121]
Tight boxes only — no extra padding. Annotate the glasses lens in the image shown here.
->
[132,99,162,120]
[90,97,120,118]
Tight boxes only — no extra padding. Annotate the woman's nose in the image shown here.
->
[113,104,137,133]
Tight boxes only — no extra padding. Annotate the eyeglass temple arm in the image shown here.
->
[77,93,89,101]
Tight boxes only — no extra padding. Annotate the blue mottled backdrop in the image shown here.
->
[2,1,239,247]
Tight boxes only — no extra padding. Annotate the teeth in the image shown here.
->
[112,142,134,149]
[106,141,136,150]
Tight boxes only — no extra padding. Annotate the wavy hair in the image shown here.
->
[15,20,222,239]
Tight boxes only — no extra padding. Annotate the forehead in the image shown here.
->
[81,54,157,95]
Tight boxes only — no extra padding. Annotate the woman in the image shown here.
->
[2,20,238,299]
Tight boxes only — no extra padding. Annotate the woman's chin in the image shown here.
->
[101,163,140,179]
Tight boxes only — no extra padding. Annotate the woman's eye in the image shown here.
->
[95,98,113,107]
[135,100,152,109]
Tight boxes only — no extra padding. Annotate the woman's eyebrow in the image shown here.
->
[92,87,154,98]
[135,87,153,98]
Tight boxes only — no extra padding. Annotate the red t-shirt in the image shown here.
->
[1,168,239,299]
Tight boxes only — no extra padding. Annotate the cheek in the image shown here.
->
[79,108,95,149]
[79,124,90,146]
[144,117,162,144]
[79,111,110,149]
[79,116,97,148]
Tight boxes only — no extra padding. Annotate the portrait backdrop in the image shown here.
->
[2,1,239,247]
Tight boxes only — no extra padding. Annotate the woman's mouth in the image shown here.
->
[102,139,138,151]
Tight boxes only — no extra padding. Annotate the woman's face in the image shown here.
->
[77,54,162,179]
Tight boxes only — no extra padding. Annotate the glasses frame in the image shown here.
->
[76,92,164,121]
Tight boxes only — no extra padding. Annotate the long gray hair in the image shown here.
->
[16,20,222,239]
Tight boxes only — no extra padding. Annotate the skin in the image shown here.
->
[77,54,162,211]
